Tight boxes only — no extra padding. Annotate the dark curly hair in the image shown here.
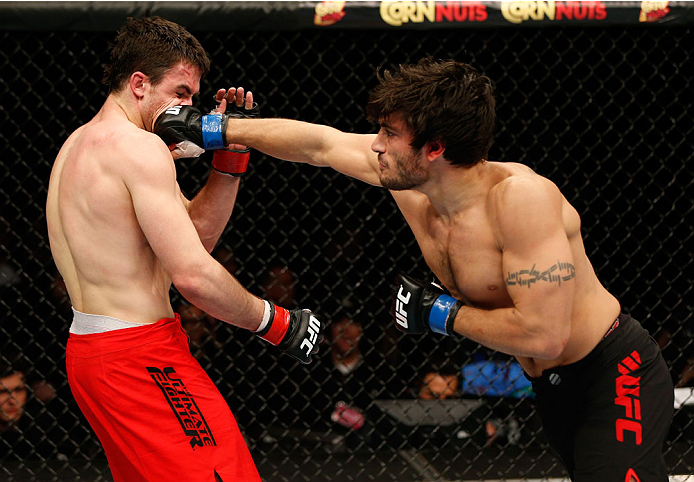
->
[367,58,496,166]
[102,16,210,93]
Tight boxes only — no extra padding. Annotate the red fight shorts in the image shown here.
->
[66,315,260,482]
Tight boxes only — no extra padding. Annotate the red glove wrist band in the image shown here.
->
[212,148,250,176]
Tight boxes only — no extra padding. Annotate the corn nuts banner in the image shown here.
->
[1,1,692,31]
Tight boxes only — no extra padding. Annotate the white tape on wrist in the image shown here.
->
[254,300,272,333]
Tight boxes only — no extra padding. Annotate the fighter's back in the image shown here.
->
[46,105,175,324]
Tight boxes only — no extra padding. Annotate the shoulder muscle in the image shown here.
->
[491,175,564,250]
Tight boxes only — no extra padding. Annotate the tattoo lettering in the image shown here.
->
[505,261,575,288]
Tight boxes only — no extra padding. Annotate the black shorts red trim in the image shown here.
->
[526,312,673,482]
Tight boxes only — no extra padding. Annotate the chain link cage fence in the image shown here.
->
[1,3,693,481]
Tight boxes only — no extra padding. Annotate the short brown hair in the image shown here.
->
[102,16,210,93]
[367,58,496,166]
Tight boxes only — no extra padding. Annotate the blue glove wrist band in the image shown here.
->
[429,295,459,335]
[201,114,224,149]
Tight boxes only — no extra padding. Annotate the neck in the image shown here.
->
[422,159,491,218]
[106,92,145,129]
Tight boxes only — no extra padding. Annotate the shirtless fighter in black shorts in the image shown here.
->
[156,58,674,481]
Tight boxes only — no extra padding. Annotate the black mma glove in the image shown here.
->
[211,101,260,176]
[228,100,260,119]
[393,273,464,336]
[154,105,229,158]
[255,301,323,364]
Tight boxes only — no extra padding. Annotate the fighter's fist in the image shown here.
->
[154,105,229,157]
[393,273,464,336]
[256,303,323,364]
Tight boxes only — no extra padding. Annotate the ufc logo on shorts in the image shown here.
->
[395,286,411,329]
[615,350,642,445]
[165,105,182,116]
[300,315,321,356]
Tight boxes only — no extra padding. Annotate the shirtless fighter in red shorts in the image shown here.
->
[46,17,323,482]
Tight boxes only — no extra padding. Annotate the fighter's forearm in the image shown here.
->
[453,305,566,360]
[226,117,339,167]
[226,117,381,186]
[187,171,240,252]
[174,260,264,330]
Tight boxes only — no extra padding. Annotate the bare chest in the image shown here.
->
[416,217,512,308]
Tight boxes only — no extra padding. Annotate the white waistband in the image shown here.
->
[70,308,149,335]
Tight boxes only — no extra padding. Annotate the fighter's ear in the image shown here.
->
[427,140,446,160]
[129,71,148,99]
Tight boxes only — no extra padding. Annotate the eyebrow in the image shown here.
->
[380,121,396,131]
[381,122,404,136]
[176,84,199,97]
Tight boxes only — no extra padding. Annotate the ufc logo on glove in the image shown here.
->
[300,315,321,356]
[164,105,182,116]
[395,286,411,329]
[392,274,463,336]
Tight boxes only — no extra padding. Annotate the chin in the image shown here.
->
[382,178,416,191]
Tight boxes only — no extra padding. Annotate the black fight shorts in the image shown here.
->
[527,313,673,482]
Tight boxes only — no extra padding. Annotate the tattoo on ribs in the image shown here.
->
[505,261,575,288]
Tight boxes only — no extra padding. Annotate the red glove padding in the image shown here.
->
[211,147,250,176]
[256,303,323,364]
